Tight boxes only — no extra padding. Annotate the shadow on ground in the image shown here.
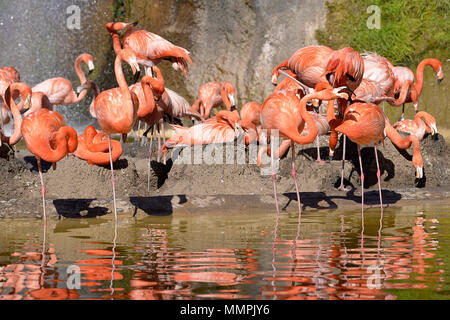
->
[53,199,109,218]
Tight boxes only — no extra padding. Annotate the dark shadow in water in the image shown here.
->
[281,189,402,210]
[342,189,402,206]
[282,192,338,211]
[53,198,109,218]
[129,194,187,216]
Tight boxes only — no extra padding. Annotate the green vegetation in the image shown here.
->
[315,0,450,67]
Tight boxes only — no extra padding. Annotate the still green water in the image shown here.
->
[0,204,449,300]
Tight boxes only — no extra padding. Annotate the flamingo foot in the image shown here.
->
[316,158,326,164]
[337,185,351,192]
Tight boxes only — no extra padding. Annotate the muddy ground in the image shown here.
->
[0,132,449,218]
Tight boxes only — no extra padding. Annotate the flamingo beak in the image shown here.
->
[437,77,443,85]
[88,60,95,74]
[76,84,87,95]
[132,63,141,84]
[416,166,423,179]
[430,123,438,136]
[128,21,138,28]
[228,94,236,111]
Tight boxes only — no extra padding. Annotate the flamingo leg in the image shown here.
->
[338,135,349,191]
[108,135,118,220]
[374,145,383,212]
[357,144,364,213]
[290,141,302,216]
[270,136,280,216]
[37,158,47,222]
[315,135,325,164]
[156,123,161,162]
[161,119,167,164]
[140,122,148,147]
[399,103,405,121]
[136,120,141,143]
[147,127,154,192]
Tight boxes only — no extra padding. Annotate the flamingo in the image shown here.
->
[393,111,437,141]
[391,111,437,178]
[131,67,203,162]
[91,47,140,217]
[191,81,237,119]
[259,88,348,216]
[74,126,123,165]
[385,119,424,179]
[239,102,261,145]
[257,111,330,165]
[0,67,20,133]
[271,45,364,93]
[0,83,32,147]
[162,110,244,150]
[361,52,395,98]
[390,58,444,119]
[31,53,95,106]
[334,102,386,212]
[21,108,78,220]
[106,21,193,77]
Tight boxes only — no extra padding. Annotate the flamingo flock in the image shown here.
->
[0,20,444,220]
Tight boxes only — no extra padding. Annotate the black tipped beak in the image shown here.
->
[314,106,320,114]
[133,70,141,84]
[130,21,138,27]
[438,78,443,85]
[88,69,93,75]
[230,105,237,111]
[20,108,27,115]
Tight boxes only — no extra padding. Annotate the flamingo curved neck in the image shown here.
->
[114,54,132,102]
[415,59,439,96]
[41,126,78,163]
[75,56,87,85]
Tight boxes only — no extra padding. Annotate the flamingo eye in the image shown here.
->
[345,73,356,82]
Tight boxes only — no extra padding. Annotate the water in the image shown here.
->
[0,204,448,300]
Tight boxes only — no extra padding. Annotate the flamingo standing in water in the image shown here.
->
[21,108,78,220]
[0,83,32,147]
[32,53,95,106]
[192,81,237,119]
[259,88,348,216]
[334,102,385,212]
[390,58,444,119]
[91,48,140,217]
[106,21,193,77]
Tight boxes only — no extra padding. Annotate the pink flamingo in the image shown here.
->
[91,48,140,217]
[192,81,237,119]
[259,88,347,216]
[21,108,78,219]
[106,21,193,77]
[0,83,32,147]
[32,53,95,106]
[390,58,444,119]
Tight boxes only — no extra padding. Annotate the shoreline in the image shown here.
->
[1,186,449,219]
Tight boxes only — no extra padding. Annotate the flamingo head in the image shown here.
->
[324,47,364,94]
[5,83,32,112]
[106,21,138,33]
[119,48,141,83]
[437,66,444,84]
[221,82,236,111]
[413,152,424,179]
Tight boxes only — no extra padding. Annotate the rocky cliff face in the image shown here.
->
[123,0,327,106]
